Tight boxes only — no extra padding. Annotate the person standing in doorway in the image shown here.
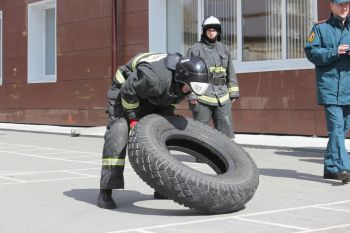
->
[186,16,239,141]
[304,0,350,183]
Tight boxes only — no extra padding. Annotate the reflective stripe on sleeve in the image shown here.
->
[198,94,230,103]
[139,53,167,64]
[131,53,166,71]
[228,86,239,93]
[209,67,227,73]
[131,53,152,71]
[115,69,125,85]
[122,98,139,110]
[102,158,125,166]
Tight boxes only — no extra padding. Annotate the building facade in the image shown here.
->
[0,0,331,136]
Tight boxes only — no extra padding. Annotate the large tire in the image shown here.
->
[128,114,259,214]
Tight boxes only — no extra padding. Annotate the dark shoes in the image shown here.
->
[323,170,350,184]
[97,189,117,209]
[154,191,167,199]
[97,189,167,208]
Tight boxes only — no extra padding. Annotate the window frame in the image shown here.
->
[149,0,318,73]
[0,11,2,86]
[234,0,318,72]
[27,0,57,84]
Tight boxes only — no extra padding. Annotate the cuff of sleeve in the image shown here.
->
[187,93,198,101]
[126,110,138,120]
[230,92,240,99]
[333,47,340,59]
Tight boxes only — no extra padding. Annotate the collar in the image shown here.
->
[200,34,216,47]
[330,14,350,28]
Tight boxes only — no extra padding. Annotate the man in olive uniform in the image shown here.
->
[304,0,350,183]
[98,53,211,209]
[187,16,239,140]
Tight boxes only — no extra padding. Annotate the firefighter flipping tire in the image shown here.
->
[128,114,259,214]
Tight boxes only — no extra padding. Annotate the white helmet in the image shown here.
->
[202,16,221,33]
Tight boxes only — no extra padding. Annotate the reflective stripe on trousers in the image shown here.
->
[100,118,128,189]
[102,158,125,166]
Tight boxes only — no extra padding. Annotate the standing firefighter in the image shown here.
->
[186,16,239,140]
[98,52,211,209]
[304,0,350,183]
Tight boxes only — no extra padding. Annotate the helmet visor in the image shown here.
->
[190,82,209,96]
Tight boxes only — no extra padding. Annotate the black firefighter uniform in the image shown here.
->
[100,53,186,189]
[187,39,239,139]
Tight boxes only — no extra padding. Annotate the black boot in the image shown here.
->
[154,191,167,199]
[97,189,117,209]
[323,170,350,184]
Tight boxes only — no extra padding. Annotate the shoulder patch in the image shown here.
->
[307,31,316,43]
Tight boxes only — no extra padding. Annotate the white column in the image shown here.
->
[149,0,167,52]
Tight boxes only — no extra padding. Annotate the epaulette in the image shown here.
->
[314,19,327,25]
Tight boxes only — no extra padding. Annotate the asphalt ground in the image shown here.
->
[0,130,350,233]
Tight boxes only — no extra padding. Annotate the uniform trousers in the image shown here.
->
[324,105,350,174]
[100,100,175,189]
[191,100,235,139]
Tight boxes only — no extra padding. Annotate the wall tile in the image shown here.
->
[6,82,78,109]
[287,70,316,110]
[233,109,261,133]
[122,43,149,63]
[122,0,148,14]
[3,57,27,84]
[57,0,111,25]
[316,109,327,137]
[261,110,288,134]
[58,48,112,81]
[3,32,27,59]
[0,108,107,126]
[0,85,8,108]
[288,110,315,135]
[75,79,110,109]
[261,71,288,110]
[3,5,26,34]
[236,73,262,110]
[57,17,112,53]
[122,11,148,45]
[4,0,26,9]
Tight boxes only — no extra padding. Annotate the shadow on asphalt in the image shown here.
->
[259,168,345,186]
[244,145,326,165]
[274,148,324,164]
[249,147,348,186]
[63,189,203,216]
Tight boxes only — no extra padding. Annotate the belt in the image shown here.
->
[212,76,226,85]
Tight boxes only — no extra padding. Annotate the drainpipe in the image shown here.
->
[111,0,117,82]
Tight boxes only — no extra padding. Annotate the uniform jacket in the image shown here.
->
[305,16,350,105]
[186,37,239,106]
[118,53,186,120]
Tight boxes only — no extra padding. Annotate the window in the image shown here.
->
[159,0,317,73]
[28,0,56,83]
[0,11,2,85]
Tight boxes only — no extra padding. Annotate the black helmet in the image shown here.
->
[174,56,210,96]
